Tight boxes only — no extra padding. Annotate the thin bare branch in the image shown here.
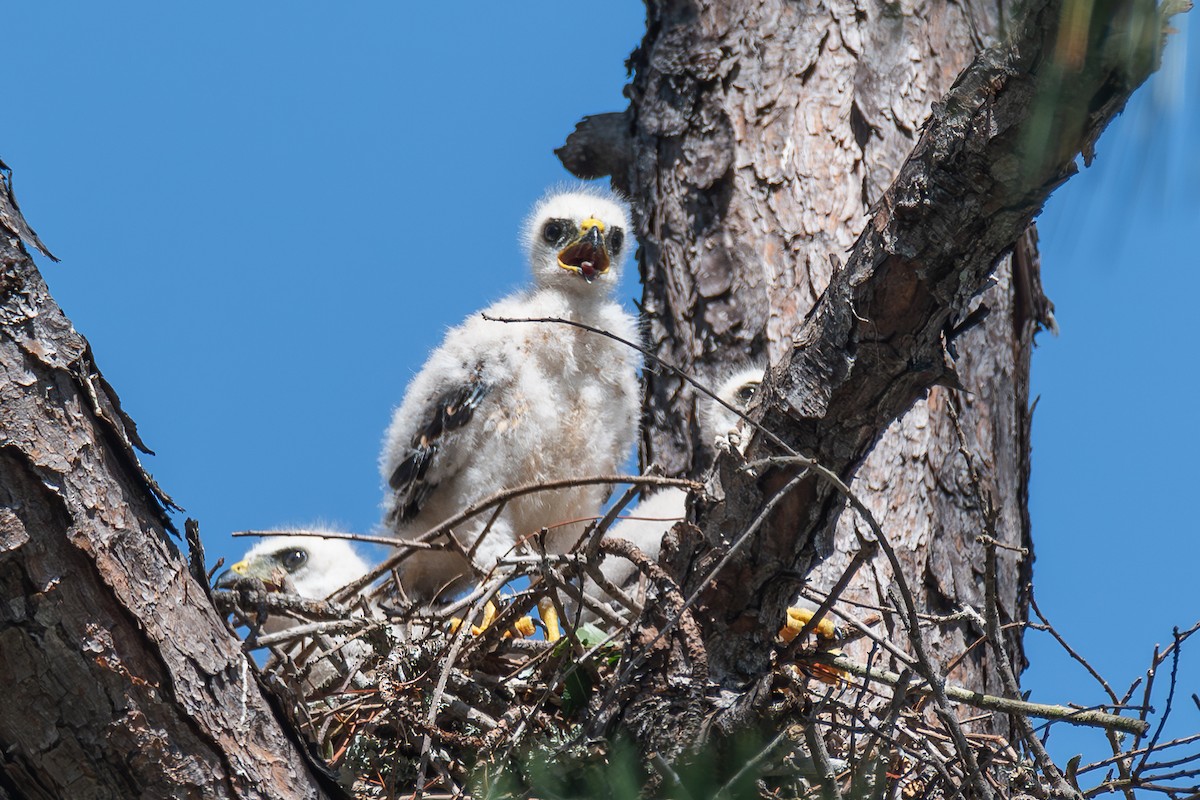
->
[814,653,1148,736]
[334,473,701,602]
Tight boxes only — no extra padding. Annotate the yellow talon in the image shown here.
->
[809,661,849,686]
[779,606,848,686]
[450,601,534,638]
[779,606,839,644]
[510,616,536,638]
[538,597,561,643]
[469,601,498,635]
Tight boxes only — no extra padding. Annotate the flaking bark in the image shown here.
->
[0,0,1182,793]
[560,0,1175,748]
[0,175,333,798]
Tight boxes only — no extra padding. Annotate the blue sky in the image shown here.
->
[6,3,1197,774]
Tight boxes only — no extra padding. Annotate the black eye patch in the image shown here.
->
[279,548,308,571]
[735,381,760,405]
[541,218,571,244]
[608,227,624,255]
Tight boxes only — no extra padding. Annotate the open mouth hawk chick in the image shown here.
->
[380,187,641,602]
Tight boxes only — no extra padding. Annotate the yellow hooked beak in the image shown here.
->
[214,557,261,591]
[214,555,291,592]
[557,217,610,283]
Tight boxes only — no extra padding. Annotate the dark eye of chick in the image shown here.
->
[542,219,567,244]
[736,382,760,405]
[608,227,624,255]
[279,548,308,571]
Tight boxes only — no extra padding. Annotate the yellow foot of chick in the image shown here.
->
[778,606,839,644]
[538,597,561,643]
[778,606,848,686]
[448,601,536,638]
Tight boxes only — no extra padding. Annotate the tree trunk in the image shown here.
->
[0,176,333,798]
[561,0,1167,749]
[627,0,1044,707]
[631,1,1014,474]
[0,0,1178,793]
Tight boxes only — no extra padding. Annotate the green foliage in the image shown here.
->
[560,665,595,718]
[558,623,622,718]
[473,729,808,800]
[476,738,645,800]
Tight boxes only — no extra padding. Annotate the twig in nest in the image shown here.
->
[1136,622,1200,775]
[1029,590,1122,707]
[232,527,444,550]
[983,537,1080,799]
[578,477,647,560]
[1079,731,1200,775]
[853,666,913,800]
[812,652,1148,735]
[251,618,370,649]
[413,573,509,796]
[535,530,592,657]
[581,535,710,742]
[948,397,1040,799]
[539,554,627,631]
[764,438,995,800]
[579,555,643,619]
[602,469,808,699]
[803,719,845,800]
[1027,588,1138,799]
[213,587,353,625]
[334,473,701,603]
[781,534,877,661]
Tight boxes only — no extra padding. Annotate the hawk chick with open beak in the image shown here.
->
[380,186,641,603]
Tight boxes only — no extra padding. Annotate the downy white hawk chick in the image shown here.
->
[598,365,765,599]
[215,533,389,694]
[215,534,371,633]
[597,365,842,654]
[380,187,641,602]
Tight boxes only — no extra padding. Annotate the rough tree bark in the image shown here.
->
[560,0,1172,748]
[0,173,335,798]
[626,0,1045,715]
[0,0,1180,794]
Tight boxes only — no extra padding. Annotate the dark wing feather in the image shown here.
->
[388,373,490,522]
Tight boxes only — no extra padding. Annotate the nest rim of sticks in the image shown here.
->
[210,466,1198,800]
